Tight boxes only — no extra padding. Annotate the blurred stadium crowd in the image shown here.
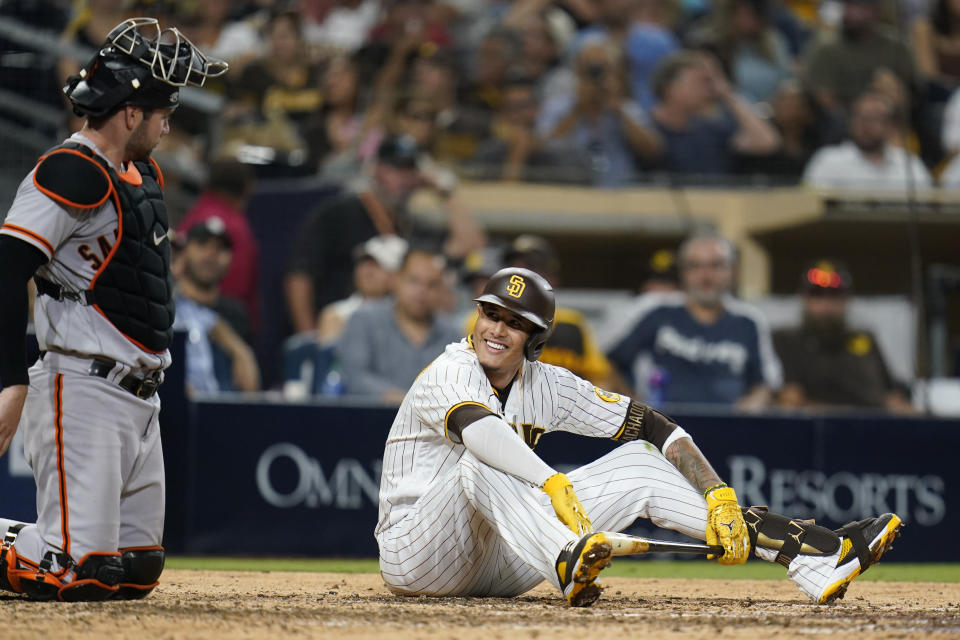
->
[2,0,959,413]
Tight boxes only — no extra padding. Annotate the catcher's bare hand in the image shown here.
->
[0,385,27,457]
[542,472,592,535]
[704,484,749,565]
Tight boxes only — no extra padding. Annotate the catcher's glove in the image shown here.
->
[542,473,592,535]
[704,484,749,565]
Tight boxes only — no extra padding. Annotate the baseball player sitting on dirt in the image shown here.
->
[0,18,225,601]
[375,267,902,607]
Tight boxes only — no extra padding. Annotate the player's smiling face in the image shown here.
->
[473,302,535,384]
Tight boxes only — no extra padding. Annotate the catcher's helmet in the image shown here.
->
[63,17,228,118]
[474,267,555,361]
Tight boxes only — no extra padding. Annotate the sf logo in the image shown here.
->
[506,275,526,298]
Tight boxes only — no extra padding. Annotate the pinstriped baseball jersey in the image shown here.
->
[375,338,861,603]
[0,132,170,371]
[376,338,631,534]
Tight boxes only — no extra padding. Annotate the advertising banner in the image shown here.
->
[182,402,955,561]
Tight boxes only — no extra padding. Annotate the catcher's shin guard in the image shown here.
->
[113,546,164,600]
[0,526,63,600]
[742,506,841,567]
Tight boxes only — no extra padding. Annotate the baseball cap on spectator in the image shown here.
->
[801,260,852,296]
[504,235,561,280]
[353,235,409,272]
[415,44,456,70]
[644,248,679,286]
[186,216,233,250]
[377,134,421,169]
[462,245,503,284]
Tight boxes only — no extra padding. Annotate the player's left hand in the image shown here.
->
[542,473,592,535]
[0,385,27,457]
[704,484,749,565]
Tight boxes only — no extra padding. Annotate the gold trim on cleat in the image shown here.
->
[818,514,903,605]
[562,533,613,607]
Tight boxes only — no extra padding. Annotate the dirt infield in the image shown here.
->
[5,570,959,639]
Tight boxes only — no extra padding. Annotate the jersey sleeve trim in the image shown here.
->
[33,149,112,210]
[444,401,494,444]
[0,223,55,259]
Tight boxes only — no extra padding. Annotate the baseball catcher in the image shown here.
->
[0,18,226,601]
[376,267,901,606]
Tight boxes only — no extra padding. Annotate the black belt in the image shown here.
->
[40,352,161,399]
[34,276,95,305]
[88,359,162,400]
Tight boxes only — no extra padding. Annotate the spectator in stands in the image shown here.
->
[460,29,515,118]
[739,79,827,179]
[365,0,452,50]
[469,75,581,182]
[318,235,408,345]
[624,0,680,110]
[913,0,960,93]
[178,0,254,68]
[538,38,662,187]
[305,54,368,174]
[225,9,323,144]
[307,0,382,54]
[649,51,780,179]
[172,219,261,394]
[639,248,680,293]
[177,159,260,332]
[502,235,630,393]
[606,232,782,409]
[802,91,932,189]
[336,248,461,404]
[687,0,792,104]
[802,0,913,116]
[285,134,484,334]
[58,0,132,131]
[508,12,569,103]
[408,48,492,164]
[573,0,639,46]
[774,260,915,414]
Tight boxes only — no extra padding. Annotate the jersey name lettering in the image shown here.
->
[77,231,117,270]
[509,422,545,449]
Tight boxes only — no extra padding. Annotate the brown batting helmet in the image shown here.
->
[474,267,555,361]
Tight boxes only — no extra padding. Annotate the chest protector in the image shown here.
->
[33,142,174,353]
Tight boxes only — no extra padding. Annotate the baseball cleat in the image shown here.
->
[815,513,902,604]
[556,532,612,607]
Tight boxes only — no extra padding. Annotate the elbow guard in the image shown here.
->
[612,400,679,452]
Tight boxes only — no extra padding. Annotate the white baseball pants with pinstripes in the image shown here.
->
[377,439,841,599]
[378,440,712,597]
[0,355,164,578]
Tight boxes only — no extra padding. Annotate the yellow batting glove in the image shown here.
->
[542,473,592,536]
[704,484,750,565]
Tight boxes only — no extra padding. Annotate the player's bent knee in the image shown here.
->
[113,546,165,600]
[58,552,124,601]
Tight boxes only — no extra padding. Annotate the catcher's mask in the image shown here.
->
[474,267,555,362]
[63,17,228,118]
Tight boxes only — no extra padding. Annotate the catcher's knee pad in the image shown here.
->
[742,506,841,567]
[113,546,164,600]
[58,552,124,601]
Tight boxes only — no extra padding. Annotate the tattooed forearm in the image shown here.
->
[664,437,723,493]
